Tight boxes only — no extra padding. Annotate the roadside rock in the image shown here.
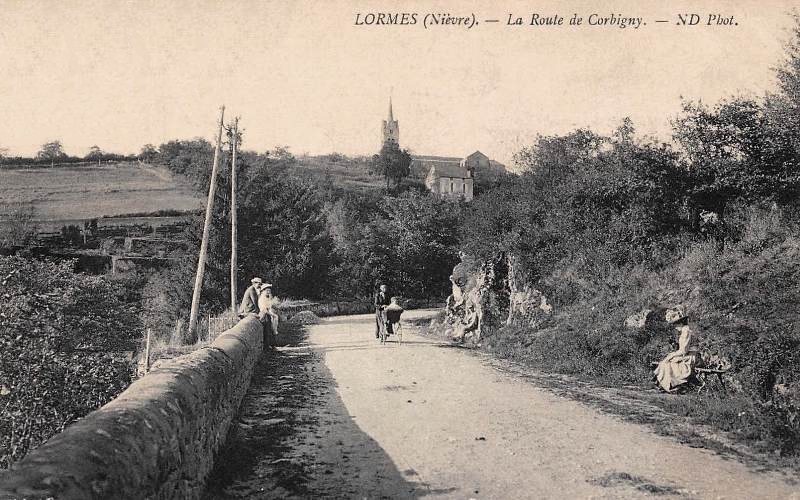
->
[624,309,653,328]
[442,254,552,346]
[506,255,552,328]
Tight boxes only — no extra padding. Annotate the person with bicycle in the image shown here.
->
[374,283,390,339]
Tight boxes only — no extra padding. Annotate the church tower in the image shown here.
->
[381,97,399,148]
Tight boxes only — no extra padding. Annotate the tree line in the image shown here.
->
[0,140,141,167]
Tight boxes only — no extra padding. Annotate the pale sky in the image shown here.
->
[0,0,796,166]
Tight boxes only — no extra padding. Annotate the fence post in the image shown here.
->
[145,328,151,374]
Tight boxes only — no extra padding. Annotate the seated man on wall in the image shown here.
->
[239,277,262,318]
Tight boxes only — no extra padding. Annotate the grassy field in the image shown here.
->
[0,162,203,224]
[293,155,384,191]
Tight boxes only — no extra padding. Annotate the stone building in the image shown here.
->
[424,162,475,201]
[460,150,506,175]
[413,151,506,202]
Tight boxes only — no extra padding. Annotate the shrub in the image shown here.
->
[476,203,800,454]
[0,256,142,468]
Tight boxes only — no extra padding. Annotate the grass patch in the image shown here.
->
[0,162,202,221]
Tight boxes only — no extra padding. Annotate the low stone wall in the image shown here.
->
[0,316,264,500]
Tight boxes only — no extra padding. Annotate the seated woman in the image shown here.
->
[654,308,699,393]
[258,284,280,348]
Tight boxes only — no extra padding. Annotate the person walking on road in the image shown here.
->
[238,277,262,318]
[374,284,390,339]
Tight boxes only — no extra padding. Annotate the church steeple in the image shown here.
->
[381,96,400,148]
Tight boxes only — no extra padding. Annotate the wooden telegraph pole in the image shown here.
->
[230,117,239,312]
[187,106,225,342]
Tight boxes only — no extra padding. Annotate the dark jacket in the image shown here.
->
[239,285,260,316]
[374,290,390,310]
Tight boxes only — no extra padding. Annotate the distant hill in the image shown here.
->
[292,154,386,192]
[0,161,203,225]
[290,152,511,195]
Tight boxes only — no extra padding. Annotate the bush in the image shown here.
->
[0,257,142,468]
[477,203,800,455]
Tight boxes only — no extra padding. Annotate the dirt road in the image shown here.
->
[205,310,799,499]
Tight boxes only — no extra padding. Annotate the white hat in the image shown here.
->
[251,277,263,284]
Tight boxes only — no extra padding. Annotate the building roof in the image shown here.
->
[410,156,460,178]
[429,163,472,179]
[464,150,490,162]
[412,154,462,162]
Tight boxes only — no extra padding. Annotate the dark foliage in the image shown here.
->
[370,142,412,190]
[0,257,142,468]
[326,190,462,300]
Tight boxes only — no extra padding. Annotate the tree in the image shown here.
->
[0,257,141,467]
[141,146,336,336]
[236,169,334,299]
[462,120,687,291]
[139,144,158,162]
[326,190,462,300]
[36,140,66,167]
[156,139,214,188]
[768,11,800,154]
[673,98,800,231]
[378,192,463,298]
[513,129,603,178]
[85,145,104,163]
[370,142,411,190]
[270,145,295,162]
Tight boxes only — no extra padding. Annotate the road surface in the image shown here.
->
[205,310,799,499]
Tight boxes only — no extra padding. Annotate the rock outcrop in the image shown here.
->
[443,254,552,346]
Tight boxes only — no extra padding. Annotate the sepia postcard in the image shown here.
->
[1,1,800,499]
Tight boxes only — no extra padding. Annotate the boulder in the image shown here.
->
[624,309,653,328]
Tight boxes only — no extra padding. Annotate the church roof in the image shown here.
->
[465,150,490,161]
[412,155,462,162]
[429,163,472,179]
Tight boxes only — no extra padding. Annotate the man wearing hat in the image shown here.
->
[238,277,262,318]
[374,283,390,339]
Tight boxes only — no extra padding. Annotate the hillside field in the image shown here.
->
[293,154,384,191]
[0,162,203,225]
